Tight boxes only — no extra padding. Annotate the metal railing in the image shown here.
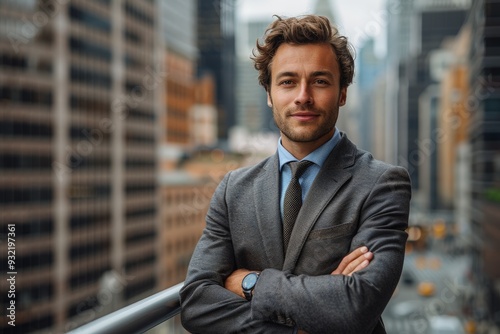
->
[68,282,184,334]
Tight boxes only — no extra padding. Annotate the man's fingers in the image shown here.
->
[336,246,367,272]
[342,251,373,276]
[347,259,370,276]
[331,246,372,275]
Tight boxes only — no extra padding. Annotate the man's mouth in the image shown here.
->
[290,112,319,122]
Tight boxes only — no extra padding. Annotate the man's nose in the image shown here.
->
[294,84,313,105]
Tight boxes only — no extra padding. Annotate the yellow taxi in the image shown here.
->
[417,281,436,297]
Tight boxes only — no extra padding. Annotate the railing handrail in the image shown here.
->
[68,282,184,334]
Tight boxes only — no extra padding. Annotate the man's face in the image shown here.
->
[267,43,347,154]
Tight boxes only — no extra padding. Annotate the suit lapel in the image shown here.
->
[254,153,285,268]
[283,135,357,271]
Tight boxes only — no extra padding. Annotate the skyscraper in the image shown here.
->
[0,1,161,332]
[389,0,470,195]
[467,0,500,326]
[160,0,197,147]
[197,0,236,145]
[235,18,272,134]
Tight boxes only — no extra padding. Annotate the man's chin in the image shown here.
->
[284,133,321,143]
[283,128,334,144]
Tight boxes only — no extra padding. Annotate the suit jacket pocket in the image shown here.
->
[295,222,356,275]
[307,222,355,240]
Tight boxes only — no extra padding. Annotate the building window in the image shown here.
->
[0,87,52,106]
[125,158,155,169]
[16,283,53,305]
[124,2,154,27]
[0,53,27,69]
[69,4,111,33]
[0,153,52,169]
[125,229,155,246]
[70,155,111,170]
[69,240,110,261]
[69,125,111,142]
[0,121,52,138]
[0,187,53,204]
[124,28,141,44]
[70,212,111,230]
[126,206,156,219]
[125,132,155,144]
[16,218,54,237]
[125,183,155,194]
[128,108,155,121]
[125,253,155,273]
[70,94,110,114]
[68,266,111,290]
[69,37,111,62]
[124,53,142,69]
[70,66,111,88]
[68,184,111,202]
[2,251,54,271]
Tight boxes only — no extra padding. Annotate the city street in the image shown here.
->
[383,237,474,334]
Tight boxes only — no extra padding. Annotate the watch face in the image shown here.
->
[242,273,258,290]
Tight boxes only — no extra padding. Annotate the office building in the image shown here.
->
[235,18,271,134]
[391,0,470,201]
[197,0,236,144]
[437,26,470,211]
[160,0,197,147]
[0,0,160,332]
[356,38,385,156]
[467,0,500,326]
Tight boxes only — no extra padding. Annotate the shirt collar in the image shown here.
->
[278,128,341,171]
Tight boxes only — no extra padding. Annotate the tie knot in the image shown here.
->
[289,160,313,179]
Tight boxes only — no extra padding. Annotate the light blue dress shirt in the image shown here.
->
[278,128,342,218]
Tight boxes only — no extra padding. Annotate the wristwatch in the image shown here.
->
[242,272,260,301]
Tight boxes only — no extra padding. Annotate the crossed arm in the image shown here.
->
[181,238,385,333]
[223,247,374,334]
[224,246,374,299]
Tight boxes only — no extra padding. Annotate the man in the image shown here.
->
[180,15,411,334]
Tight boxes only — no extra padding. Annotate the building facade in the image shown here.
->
[160,0,197,147]
[235,18,272,134]
[197,0,236,144]
[0,0,161,332]
[387,0,470,195]
[468,0,500,326]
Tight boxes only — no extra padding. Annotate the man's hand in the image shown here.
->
[224,268,253,298]
[331,246,373,276]
[224,247,372,298]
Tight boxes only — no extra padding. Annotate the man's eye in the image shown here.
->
[280,80,294,85]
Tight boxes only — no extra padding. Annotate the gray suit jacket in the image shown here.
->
[180,133,411,334]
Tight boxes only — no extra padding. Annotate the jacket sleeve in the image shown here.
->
[250,166,411,334]
[179,172,294,334]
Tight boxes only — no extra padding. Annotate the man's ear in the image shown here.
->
[339,87,347,106]
[267,91,272,108]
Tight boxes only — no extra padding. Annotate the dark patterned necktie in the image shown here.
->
[283,160,313,254]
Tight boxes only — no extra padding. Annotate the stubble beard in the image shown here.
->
[273,105,338,143]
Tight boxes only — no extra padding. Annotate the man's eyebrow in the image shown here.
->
[311,71,335,79]
[275,71,298,81]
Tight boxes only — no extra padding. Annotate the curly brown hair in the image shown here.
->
[252,15,355,92]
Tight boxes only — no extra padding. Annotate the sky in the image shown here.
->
[237,0,388,56]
